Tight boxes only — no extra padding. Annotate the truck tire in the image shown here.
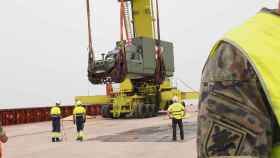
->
[150,104,157,116]
[146,104,153,118]
[101,105,112,118]
[136,104,145,118]
[142,104,149,118]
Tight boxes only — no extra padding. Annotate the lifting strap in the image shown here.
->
[86,0,95,66]
[154,0,165,84]
[120,0,131,45]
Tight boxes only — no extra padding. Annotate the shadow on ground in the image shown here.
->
[88,121,196,142]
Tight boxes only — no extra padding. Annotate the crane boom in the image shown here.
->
[132,0,155,39]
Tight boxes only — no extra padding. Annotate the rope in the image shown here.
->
[61,119,67,141]
[176,78,198,92]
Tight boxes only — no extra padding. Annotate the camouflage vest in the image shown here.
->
[210,12,280,157]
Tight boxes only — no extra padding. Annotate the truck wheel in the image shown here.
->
[136,104,145,118]
[101,105,108,118]
[150,104,157,116]
[101,105,112,118]
[142,105,150,118]
[146,105,153,118]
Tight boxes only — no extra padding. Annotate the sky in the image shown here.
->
[0,0,277,108]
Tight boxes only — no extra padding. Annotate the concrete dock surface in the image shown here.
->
[3,110,197,158]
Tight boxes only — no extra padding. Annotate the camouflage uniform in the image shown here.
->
[197,9,280,158]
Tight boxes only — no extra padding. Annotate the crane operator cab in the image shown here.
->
[88,37,174,84]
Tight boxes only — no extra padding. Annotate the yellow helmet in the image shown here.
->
[172,96,179,102]
[76,100,82,106]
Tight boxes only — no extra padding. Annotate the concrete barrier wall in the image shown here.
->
[0,105,101,126]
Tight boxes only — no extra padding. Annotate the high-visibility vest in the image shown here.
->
[209,12,280,157]
[50,106,61,116]
[168,103,185,119]
[73,106,86,116]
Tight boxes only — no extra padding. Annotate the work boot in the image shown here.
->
[56,138,61,142]
[76,132,81,141]
[76,137,81,141]
[52,137,56,142]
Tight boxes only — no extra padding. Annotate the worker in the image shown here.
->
[167,96,185,141]
[50,101,62,142]
[73,101,86,141]
[0,123,8,158]
[197,3,280,158]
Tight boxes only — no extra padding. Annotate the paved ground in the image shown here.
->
[3,109,197,158]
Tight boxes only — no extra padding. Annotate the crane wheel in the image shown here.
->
[135,104,157,118]
[150,104,157,117]
[136,104,145,118]
[101,105,112,118]
[145,104,153,118]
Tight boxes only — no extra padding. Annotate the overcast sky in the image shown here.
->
[0,0,276,108]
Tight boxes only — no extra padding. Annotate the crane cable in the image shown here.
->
[86,0,130,66]
[86,0,95,66]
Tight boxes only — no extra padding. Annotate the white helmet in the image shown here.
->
[56,101,61,106]
[172,96,179,102]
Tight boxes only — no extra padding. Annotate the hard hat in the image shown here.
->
[56,101,61,106]
[76,100,82,106]
[172,96,178,102]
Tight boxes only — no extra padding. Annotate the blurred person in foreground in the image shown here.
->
[197,2,280,158]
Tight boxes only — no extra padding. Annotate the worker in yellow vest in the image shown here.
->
[73,101,86,141]
[197,2,280,158]
[0,123,8,158]
[50,101,62,142]
[167,96,185,141]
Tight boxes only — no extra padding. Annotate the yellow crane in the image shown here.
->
[76,0,198,118]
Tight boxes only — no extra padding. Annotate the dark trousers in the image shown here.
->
[52,116,61,132]
[75,116,85,132]
[172,118,184,140]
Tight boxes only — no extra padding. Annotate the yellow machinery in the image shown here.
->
[76,0,199,118]
[76,79,199,118]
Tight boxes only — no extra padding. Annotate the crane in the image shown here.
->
[76,0,198,118]
[87,0,173,84]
